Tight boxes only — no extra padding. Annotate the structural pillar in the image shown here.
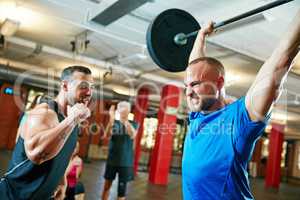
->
[251,138,263,177]
[0,83,27,150]
[148,84,180,185]
[265,123,284,189]
[133,87,150,175]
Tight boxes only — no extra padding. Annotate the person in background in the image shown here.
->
[101,101,138,200]
[65,142,84,200]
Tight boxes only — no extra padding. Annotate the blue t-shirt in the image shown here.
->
[182,97,268,200]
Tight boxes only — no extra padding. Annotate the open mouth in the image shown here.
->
[80,96,91,103]
[189,93,200,101]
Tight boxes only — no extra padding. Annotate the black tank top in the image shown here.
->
[3,98,78,200]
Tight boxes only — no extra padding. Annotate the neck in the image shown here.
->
[120,117,128,122]
[208,98,225,111]
[202,96,226,113]
[55,91,68,116]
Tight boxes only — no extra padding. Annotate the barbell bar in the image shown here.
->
[146,0,295,72]
[174,0,295,46]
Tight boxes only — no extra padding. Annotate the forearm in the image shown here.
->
[188,22,214,63]
[276,10,300,58]
[26,116,77,164]
[53,174,67,200]
[189,33,206,64]
[125,122,137,139]
[104,120,113,138]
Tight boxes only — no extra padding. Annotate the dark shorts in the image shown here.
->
[0,178,13,200]
[74,182,85,194]
[65,187,75,200]
[104,165,134,182]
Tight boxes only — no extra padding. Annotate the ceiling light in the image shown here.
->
[0,18,20,36]
[0,2,39,28]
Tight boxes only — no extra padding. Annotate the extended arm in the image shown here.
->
[103,105,116,138]
[23,103,90,164]
[245,10,300,121]
[189,21,214,63]
[124,121,137,139]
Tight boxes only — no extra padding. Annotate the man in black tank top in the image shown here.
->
[0,66,94,200]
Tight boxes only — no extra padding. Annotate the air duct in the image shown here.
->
[0,64,160,108]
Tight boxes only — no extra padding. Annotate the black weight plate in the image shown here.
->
[146,9,200,72]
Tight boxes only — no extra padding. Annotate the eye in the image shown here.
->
[78,82,90,89]
[190,81,202,87]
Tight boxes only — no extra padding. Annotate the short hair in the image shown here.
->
[117,101,131,112]
[189,57,225,76]
[61,65,92,81]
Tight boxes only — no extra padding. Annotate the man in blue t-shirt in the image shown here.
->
[182,10,300,200]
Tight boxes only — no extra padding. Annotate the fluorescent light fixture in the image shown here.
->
[0,18,20,36]
[0,2,40,29]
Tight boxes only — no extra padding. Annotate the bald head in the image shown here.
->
[188,57,225,77]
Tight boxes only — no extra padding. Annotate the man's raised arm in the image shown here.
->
[188,22,214,64]
[246,10,300,121]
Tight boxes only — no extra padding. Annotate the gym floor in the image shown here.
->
[1,150,300,200]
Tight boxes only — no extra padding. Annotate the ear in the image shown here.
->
[61,80,68,92]
[217,76,225,91]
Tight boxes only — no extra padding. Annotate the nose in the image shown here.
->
[86,87,93,96]
[185,86,193,97]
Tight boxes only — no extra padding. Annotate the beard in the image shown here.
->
[187,95,217,112]
[67,95,77,106]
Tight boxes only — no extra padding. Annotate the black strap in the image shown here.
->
[39,96,59,114]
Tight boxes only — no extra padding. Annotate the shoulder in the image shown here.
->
[74,156,83,166]
[223,97,245,111]
[21,104,59,140]
[29,103,56,116]
[26,103,58,124]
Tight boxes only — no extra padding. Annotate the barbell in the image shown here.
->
[146,0,295,72]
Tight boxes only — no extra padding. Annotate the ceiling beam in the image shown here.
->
[5,36,183,87]
[91,0,149,26]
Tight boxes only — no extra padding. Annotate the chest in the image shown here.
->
[183,117,236,178]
